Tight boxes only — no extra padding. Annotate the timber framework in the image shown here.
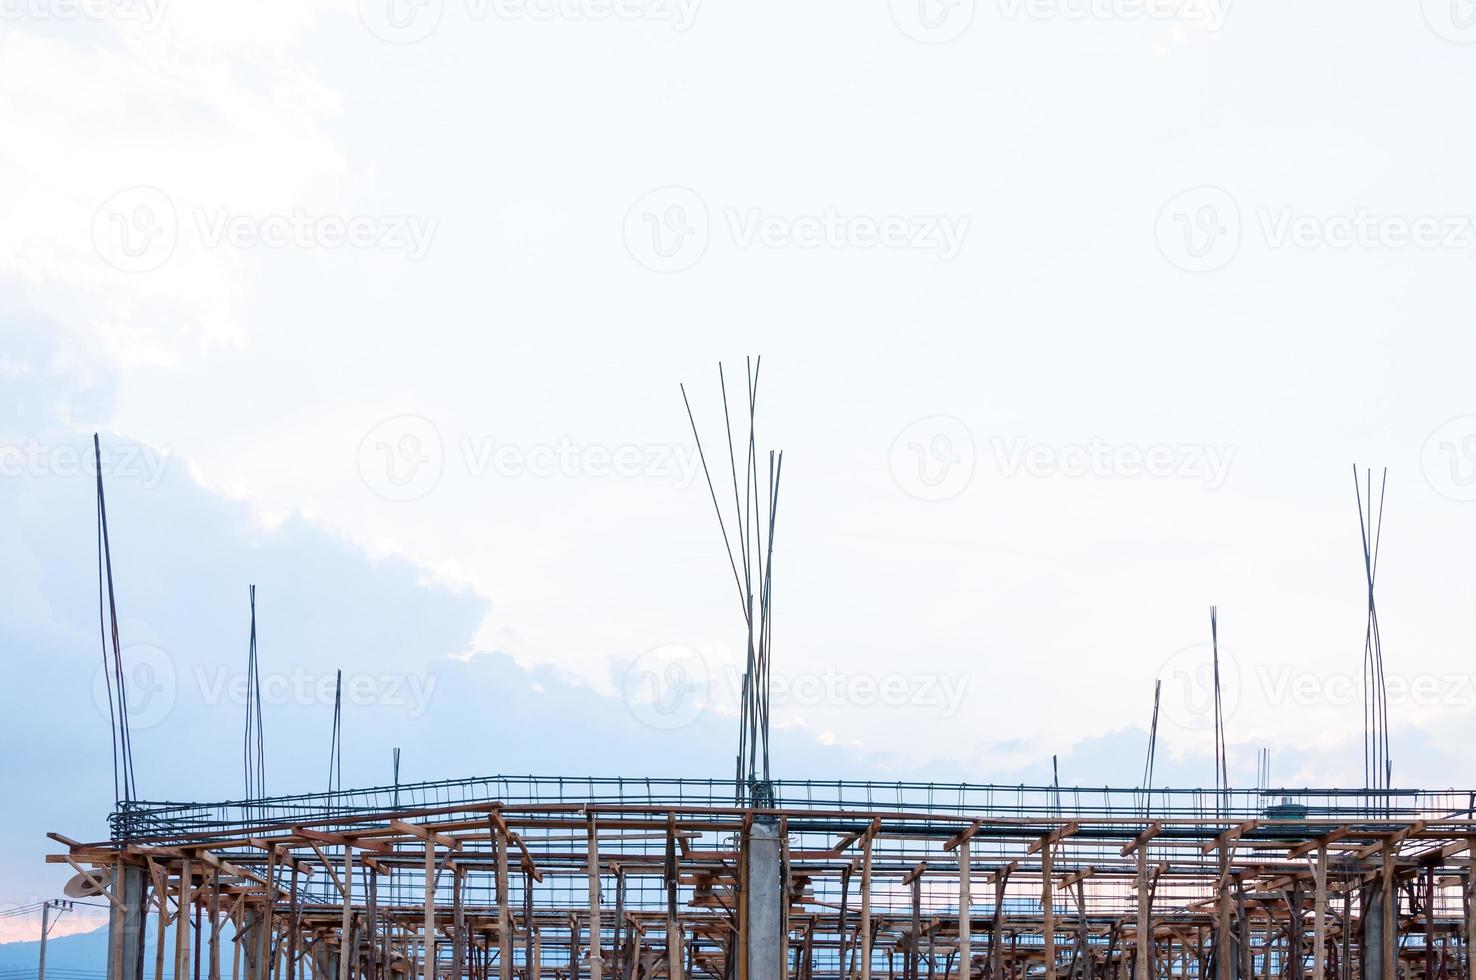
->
[50,777,1476,980]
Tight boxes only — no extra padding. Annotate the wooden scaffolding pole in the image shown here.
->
[1042,846,1055,980]
[1136,845,1151,980]
[423,841,436,980]
[589,814,603,980]
[1313,848,1327,980]
[342,848,355,980]
[861,829,874,980]
[958,840,971,980]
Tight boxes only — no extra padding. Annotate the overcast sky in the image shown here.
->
[5,0,1476,937]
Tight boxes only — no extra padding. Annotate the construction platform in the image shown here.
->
[50,777,1476,980]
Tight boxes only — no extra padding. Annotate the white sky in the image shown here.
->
[5,0,1476,825]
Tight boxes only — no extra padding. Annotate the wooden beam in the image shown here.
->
[1121,824,1162,857]
[1202,821,1258,855]
[1028,824,1078,856]
[946,823,982,854]
[1288,828,1351,861]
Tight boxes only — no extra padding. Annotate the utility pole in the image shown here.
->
[40,899,73,980]
[39,901,50,980]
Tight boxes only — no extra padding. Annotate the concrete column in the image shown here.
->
[1362,880,1392,980]
[243,910,268,980]
[744,819,783,980]
[312,942,340,980]
[108,866,147,980]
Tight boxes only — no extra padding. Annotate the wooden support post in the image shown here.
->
[959,841,971,980]
[210,869,222,980]
[177,860,194,980]
[666,824,681,980]
[1465,843,1476,980]
[424,841,437,980]
[342,848,355,980]
[454,865,467,980]
[991,872,1008,980]
[1384,845,1397,980]
[588,815,603,980]
[229,899,240,980]
[261,860,275,980]
[287,864,301,980]
[1427,866,1437,980]
[366,868,377,980]
[861,830,874,980]
[837,867,851,980]
[1341,887,1351,980]
[1136,846,1150,980]
[497,823,512,980]
[613,871,626,980]
[909,871,922,980]
[1314,848,1327,980]
[155,890,168,980]
[1215,850,1230,980]
[1042,845,1055,980]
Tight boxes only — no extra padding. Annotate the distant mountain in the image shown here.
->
[0,925,109,980]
